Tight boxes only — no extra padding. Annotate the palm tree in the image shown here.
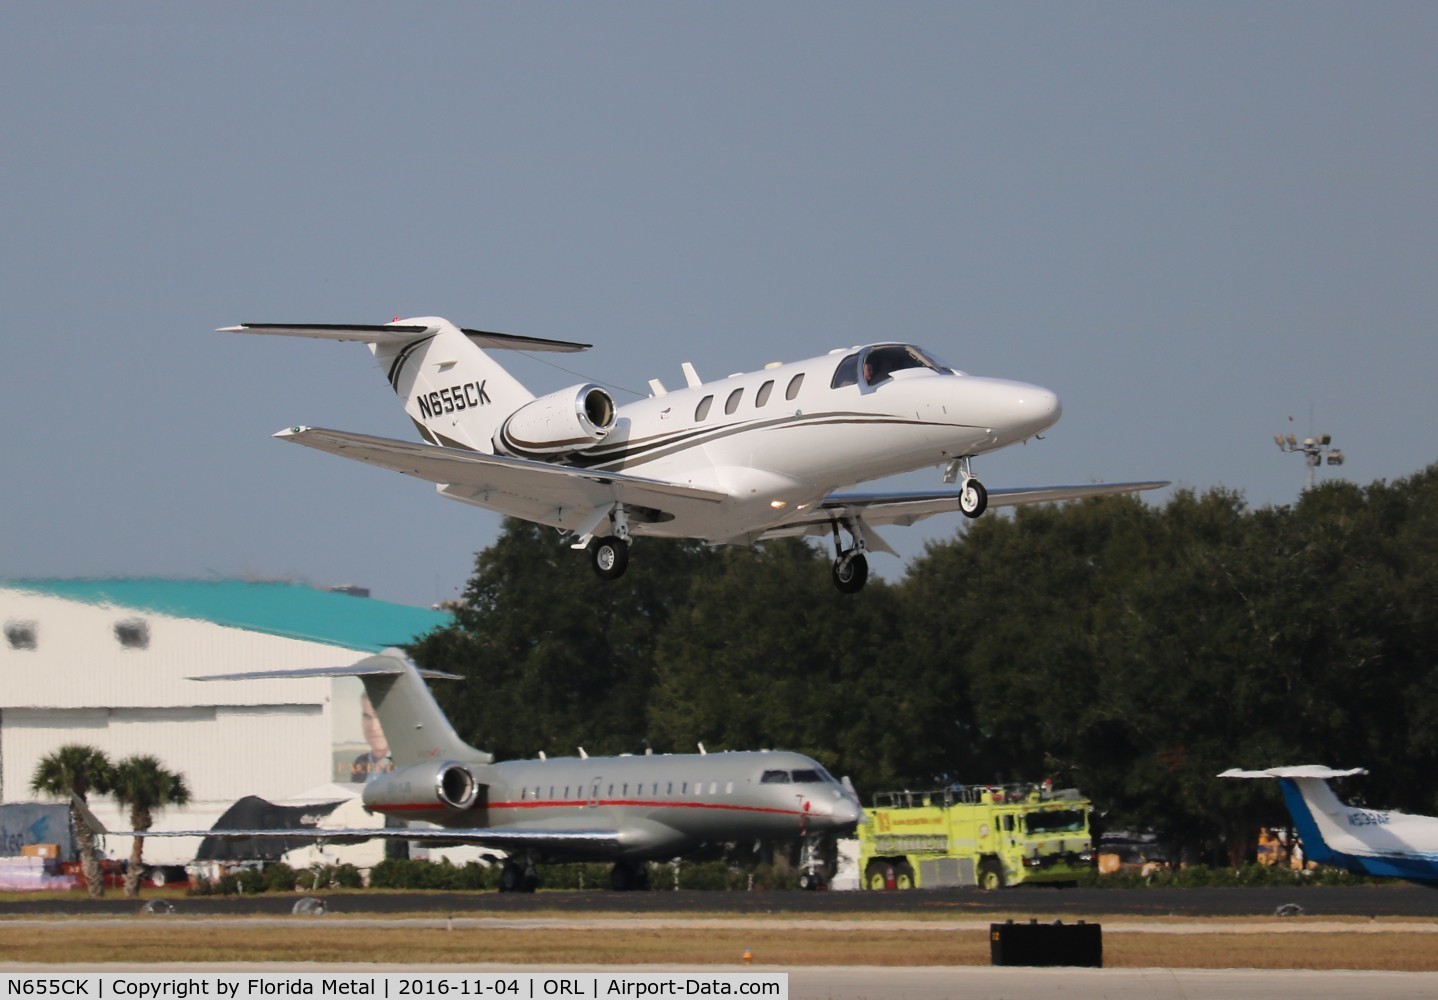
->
[110,755,192,899]
[30,744,114,899]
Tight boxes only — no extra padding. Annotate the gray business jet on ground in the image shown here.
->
[104,650,863,891]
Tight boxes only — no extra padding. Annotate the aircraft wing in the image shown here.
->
[273,426,727,517]
[102,825,622,853]
[757,480,1170,538]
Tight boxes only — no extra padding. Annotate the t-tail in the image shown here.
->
[220,317,617,456]
[198,649,491,767]
[1221,765,1438,885]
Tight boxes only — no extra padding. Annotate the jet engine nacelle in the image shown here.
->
[495,383,616,459]
[361,760,479,812]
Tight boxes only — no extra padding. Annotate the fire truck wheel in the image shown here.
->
[894,862,915,889]
[864,861,895,890]
[978,858,1006,890]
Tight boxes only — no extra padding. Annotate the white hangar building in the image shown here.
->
[0,578,452,865]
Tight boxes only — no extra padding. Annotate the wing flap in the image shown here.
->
[274,426,725,511]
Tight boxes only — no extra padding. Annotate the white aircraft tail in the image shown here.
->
[221,317,592,453]
[195,650,492,766]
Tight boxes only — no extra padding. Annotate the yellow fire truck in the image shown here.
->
[857,782,1094,889]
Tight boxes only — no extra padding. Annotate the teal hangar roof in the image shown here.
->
[1,578,451,653]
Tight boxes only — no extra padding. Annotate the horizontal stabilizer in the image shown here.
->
[191,651,462,683]
[220,322,590,353]
[1219,765,1368,780]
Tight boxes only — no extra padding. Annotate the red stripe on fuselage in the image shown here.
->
[375,799,807,816]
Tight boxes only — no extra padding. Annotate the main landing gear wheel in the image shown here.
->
[498,861,537,893]
[832,551,868,593]
[609,861,649,891]
[590,535,630,580]
[960,479,988,518]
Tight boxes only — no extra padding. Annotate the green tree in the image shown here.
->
[30,744,114,899]
[411,518,721,760]
[110,755,192,898]
[648,539,921,793]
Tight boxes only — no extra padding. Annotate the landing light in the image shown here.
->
[770,500,788,509]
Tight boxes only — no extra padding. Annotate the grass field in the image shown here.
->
[3,917,1438,971]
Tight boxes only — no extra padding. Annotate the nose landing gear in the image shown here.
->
[944,456,988,518]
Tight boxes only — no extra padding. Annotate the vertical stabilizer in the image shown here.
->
[222,316,595,455]
[192,652,492,766]
[349,650,493,766]
[372,317,534,452]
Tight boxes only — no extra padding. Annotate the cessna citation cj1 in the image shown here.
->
[103,650,863,892]
[223,317,1166,591]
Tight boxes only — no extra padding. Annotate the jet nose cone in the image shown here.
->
[829,795,863,829]
[1004,381,1061,439]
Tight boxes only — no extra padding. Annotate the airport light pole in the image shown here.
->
[1273,431,1345,491]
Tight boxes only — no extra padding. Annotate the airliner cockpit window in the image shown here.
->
[830,353,860,388]
[760,770,792,784]
[790,769,825,784]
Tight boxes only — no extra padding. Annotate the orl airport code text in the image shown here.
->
[3,977,785,1000]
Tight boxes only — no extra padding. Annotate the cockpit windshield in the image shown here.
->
[831,344,958,389]
[760,766,836,785]
[861,344,954,384]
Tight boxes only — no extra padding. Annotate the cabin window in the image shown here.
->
[695,395,713,421]
[622,783,629,796]
[709,782,718,795]
[786,373,805,400]
[668,782,674,795]
[5,621,37,651]
[725,782,734,794]
[725,388,743,415]
[608,784,614,796]
[548,786,554,799]
[830,353,859,388]
[756,380,774,407]
[760,770,791,784]
[681,782,687,794]
[653,783,659,796]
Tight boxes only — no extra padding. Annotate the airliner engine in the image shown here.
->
[361,760,478,811]
[495,383,616,459]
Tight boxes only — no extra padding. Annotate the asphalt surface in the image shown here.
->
[4,884,1436,918]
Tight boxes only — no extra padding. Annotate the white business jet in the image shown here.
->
[223,317,1166,590]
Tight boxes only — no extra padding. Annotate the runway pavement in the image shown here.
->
[3,883,1437,918]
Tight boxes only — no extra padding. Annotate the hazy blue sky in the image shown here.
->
[3,3,1435,608]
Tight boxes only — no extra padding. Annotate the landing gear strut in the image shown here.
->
[586,505,632,580]
[829,520,869,593]
[945,456,988,519]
